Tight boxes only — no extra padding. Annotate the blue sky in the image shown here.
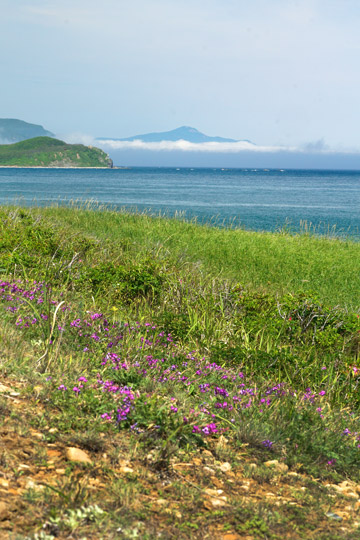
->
[2,0,360,166]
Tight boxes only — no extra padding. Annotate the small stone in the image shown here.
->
[326,512,342,521]
[205,488,224,497]
[219,462,232,473]
[339,481,353,489]
[204,487,228,506]
[119,466,134,474]
[209,497,227,507]
[155,499,167,505]
[264,459,278,467]
[65,447,92,464]
[0,502,10,520]
[25,479,44,491]
[173,462,192,470]
[47,449,61,458]
[329,483,357,496]
[210,476,224,489]
[264,460,288,473]
[288,472,299,477]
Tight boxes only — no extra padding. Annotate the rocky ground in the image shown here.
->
[1,377,360,540]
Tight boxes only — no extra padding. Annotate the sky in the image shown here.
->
[2,0,360,167]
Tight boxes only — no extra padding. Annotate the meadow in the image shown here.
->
[1,204,360,539]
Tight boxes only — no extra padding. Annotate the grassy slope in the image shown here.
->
[1,205,360,539]
[0,137,112,167]
[39,205,360,310]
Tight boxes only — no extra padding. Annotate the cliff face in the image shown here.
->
[0,137,113,168]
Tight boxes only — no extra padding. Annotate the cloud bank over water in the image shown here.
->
[96,139,288,153]
[96,138,360,156]
[59,134,360,169]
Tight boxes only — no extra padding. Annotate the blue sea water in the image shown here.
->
[0,167,359,237]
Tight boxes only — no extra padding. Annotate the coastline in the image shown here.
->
[0,165,115,169]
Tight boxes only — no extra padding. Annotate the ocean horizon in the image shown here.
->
[0,166,359,238]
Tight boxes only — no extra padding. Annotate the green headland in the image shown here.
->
[1,205,360,538]
[0,136,113,168]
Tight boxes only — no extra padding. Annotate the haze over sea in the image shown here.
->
[0,167,359,238]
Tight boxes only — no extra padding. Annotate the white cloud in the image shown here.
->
[96,138,360,155]
[97,139,298,153]
[60,133,96,145]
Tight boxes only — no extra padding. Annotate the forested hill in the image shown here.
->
[0,137,113,168]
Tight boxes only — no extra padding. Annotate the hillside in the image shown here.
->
[0,205,360,538]
[0,118,54,143]
[0,137,113,168]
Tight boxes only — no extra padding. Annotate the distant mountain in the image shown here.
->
[0,137,113,168]
[0,118,54,143]
[98,126,252,144]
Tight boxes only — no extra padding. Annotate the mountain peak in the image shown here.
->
[178,126,201,133]
[99,126,244,144]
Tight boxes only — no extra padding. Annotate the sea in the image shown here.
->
[0,167,359,238]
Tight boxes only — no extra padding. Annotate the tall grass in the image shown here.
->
[37,204,360,310]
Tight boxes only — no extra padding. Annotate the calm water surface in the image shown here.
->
[0,167,359,237]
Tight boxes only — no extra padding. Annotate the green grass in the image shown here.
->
[1,204,360,539]
[0,137,112,167]
[38,204,360,310]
